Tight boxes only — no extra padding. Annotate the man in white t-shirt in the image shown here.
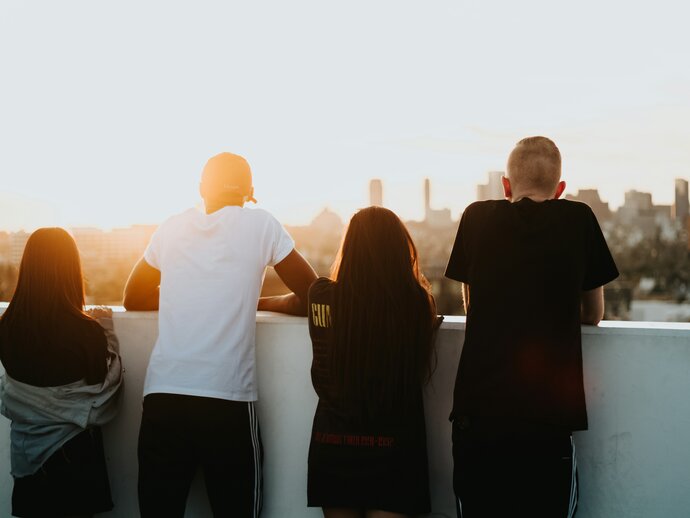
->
[123,152,317,517]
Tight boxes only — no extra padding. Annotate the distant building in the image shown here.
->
[105,225,157,263]
[369,179,383,207]
[674,178,689,224]
[565,189,612,223]
[284,208,344,276]
[310,208,344,235]
[10,232,30,265]
[72,225,157,269]
[614,190,676,244]
[0,232,10,263]
[72,227,105,267]
[423,178,452,227]
[617,190,654,225]
[476,171,504,201]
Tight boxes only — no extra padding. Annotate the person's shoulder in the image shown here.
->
[554,198,590,210]
[78,314,107,336]
[552,199,596,220]
[234,206,269,217]
[465,199,509,214]
[461,200,509,225]
[157,207,199,229]
[465,199,503,211]
[309,277,334,300]
[63,314,107,346]
[237,206,282,226]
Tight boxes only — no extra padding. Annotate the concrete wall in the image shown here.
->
[1,309,690,517]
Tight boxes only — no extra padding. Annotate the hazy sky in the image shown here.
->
[1,1,689,231]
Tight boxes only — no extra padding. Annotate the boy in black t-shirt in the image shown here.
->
[445,136,618,517]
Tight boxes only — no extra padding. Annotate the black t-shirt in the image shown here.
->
[0,313,108,387]
[307,278,426,431]
[445,198,619,431]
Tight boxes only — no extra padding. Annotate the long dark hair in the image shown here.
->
[330,206,436,421]
[0,228,91,344]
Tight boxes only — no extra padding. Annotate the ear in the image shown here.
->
[501,176,512,200]
[246,186,256,203]
[553,180,566,199]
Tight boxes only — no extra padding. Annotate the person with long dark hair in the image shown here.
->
[307,206,440,518]
[0,227,122,518]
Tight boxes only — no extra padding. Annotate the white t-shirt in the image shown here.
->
[142,206,295,401]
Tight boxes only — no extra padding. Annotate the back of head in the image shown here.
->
[507,136,562,196]
[200,152,256,207]
[1,227,86,336]
[330,206,435,420]
[333,206,421,292]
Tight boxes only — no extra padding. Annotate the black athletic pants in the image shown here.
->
[452,420,578,518]
[138,393,263,518]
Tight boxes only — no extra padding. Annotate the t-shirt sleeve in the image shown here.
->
[445,206,472,283]
[581,207,619,290]
[307,278,333,397]
[268,215,296,267]
[143,225,163,270]
[308,277,333,332]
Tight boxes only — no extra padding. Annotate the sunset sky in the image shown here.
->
[1,1,689,231]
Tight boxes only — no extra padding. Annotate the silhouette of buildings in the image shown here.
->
[0,232,8,263]
[2,174,689,314]
[369,179,383,207]
[71,225,157,269]
[423,178,453,228]
[9,232,30,265]
[565,189,612,222]
[477,171,504,201]
[674,178,689,224]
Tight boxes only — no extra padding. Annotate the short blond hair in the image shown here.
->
[507,136,561,194]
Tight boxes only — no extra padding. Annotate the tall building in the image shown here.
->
[614,190,677,243]
[310,208,344,235]
[617,190,654,225]
[369,179,383,207]
[565,189,612,222]
[673,178,689,224]
[423,178,452,227]
[476,171,504,201]
[10,232,30,265]
[424,178,431,214]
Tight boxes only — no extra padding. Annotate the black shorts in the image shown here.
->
[137,393,263,518]
[452,419,578,518]
[12,427,113,518]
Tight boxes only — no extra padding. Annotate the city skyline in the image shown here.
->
[2,172,688,233]
[2,173,687,235]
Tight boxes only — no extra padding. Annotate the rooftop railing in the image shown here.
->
[1,308,689,517]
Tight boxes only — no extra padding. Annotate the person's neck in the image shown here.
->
[204,200,244,214]
[509,192,552,203]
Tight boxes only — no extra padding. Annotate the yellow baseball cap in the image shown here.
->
[201,152,257,203]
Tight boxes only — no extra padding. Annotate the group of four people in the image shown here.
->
[0,135,618,517]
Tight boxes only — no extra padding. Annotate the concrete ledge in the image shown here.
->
[1,309,689,517]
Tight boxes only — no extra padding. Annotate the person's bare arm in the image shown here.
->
[462,283,470,315]
[258,249,317,316]
[581,286,604,325]
[123,258,161,311]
